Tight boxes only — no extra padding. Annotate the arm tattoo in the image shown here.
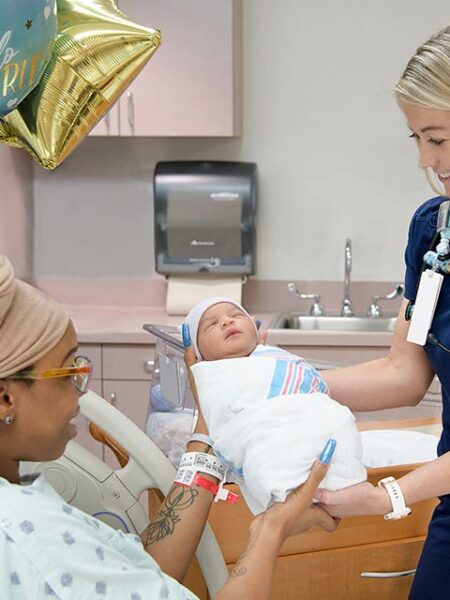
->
[230,566,248,578]
[143,485,199,545]
[230,551,248,578]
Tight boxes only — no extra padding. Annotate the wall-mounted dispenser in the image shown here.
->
[154,160,257,314]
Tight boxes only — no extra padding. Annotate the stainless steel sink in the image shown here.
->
[269,313,397,332]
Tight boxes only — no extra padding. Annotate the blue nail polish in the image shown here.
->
[319,438,336,464]
[182,324,191,348]
[255,319,262,330]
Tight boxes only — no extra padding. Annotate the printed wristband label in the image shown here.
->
[180,452,226,482]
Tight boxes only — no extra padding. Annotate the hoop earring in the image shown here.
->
[4,416,14,425]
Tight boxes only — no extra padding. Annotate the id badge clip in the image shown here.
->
[407,269,444,346]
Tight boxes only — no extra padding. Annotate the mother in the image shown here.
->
[320,25,450,600]
[0,254,336,599]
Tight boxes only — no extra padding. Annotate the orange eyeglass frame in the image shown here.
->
[7,356,93,393]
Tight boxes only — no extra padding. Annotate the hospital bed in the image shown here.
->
[22,389,228,598]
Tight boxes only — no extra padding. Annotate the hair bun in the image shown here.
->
[0,256,16,326]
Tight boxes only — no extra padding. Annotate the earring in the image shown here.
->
[4,416,14,425]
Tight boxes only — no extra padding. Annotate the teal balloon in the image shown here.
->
[0,0,57,117]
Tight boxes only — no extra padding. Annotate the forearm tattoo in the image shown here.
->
[230,552,248,578]
[143,485,199,545]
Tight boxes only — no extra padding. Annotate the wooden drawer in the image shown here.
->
[78,343,102,379]
[209,464,437,564]
[264,537,423,600]
[102,344,155,380]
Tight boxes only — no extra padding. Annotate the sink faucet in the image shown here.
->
[341,238,354,317]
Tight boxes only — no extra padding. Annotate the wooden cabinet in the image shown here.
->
[269,537,423,600]
[203,464,438,600]
[90,0,242,137]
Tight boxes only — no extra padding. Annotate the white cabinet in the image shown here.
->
[90,0,242,137]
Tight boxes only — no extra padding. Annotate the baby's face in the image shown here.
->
[197,302,258,361]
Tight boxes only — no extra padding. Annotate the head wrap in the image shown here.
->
[182,296,257,359]
[0,256,70,378]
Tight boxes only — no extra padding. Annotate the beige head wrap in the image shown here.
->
[0,256,70,378]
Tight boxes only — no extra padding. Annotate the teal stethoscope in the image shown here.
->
[405,199,450,353]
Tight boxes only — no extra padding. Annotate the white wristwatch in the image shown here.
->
[378,476,412,521]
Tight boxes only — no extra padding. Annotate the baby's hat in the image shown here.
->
[182,296,256,359]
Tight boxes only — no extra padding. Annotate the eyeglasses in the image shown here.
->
[7,356,93,393]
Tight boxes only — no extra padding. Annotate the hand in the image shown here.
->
[255,444,340,544]
[315,481,391,518]
[182,325,209,437]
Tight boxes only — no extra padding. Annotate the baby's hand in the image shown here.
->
[182,324,209,436]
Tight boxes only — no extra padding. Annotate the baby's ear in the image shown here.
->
[259,329,268,345]
[251,316,267,345]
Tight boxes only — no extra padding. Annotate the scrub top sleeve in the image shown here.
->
[404,209,421,300]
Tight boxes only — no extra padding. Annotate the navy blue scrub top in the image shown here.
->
[404,196,450,456]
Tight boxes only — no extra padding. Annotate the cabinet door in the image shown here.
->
[103,380,152,467]
[102,344,155,381]
[253,538,423,600]
[118,0,242,136]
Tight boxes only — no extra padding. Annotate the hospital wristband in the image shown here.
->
[188,433,214,449]
[175,471,239,505]
[179,452,226,482]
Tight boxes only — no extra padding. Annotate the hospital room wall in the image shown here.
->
[6,1,450,282]
[0,148,33,280]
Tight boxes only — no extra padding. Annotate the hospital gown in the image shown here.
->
[0,475,198,599]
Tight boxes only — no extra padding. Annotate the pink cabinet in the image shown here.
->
[75,343,155,466]
[90,0,242,137]
[102,379,153,468]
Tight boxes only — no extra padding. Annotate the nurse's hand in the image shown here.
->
[315,481,391,518]
[259,458,340,540]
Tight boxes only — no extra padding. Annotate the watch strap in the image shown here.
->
[378,476,411,521]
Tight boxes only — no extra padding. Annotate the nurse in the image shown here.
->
[318,25,450,600]
[0,255,337,600]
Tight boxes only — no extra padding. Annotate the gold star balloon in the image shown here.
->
[0,0,161,169]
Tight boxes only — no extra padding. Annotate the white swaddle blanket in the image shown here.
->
[191,356,367,515]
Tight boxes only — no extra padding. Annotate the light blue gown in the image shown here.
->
[0,475,198,599]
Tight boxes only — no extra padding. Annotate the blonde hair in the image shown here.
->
[395,26,450,195]
[395,26,450,110]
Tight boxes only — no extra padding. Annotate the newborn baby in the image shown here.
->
[183,296,367,515]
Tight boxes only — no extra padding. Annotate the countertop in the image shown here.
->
[69,304,395,347]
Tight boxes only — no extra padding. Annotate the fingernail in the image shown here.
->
[182,324,191,348]
[319,438,336,464]
[255,319,262,330]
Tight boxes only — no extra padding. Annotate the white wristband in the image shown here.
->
[378,476,412,521]
[179,452,226,482]
[188,433,214,448]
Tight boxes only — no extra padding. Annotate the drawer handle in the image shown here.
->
[360,569,416,579]
[144,360,155,374]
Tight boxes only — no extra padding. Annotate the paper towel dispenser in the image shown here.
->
[154,160,257,275]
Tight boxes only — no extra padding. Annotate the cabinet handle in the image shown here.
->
[360,569,416,579]
[144,360,155,374]
[109,392,117,406]
[127,91,135,135]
